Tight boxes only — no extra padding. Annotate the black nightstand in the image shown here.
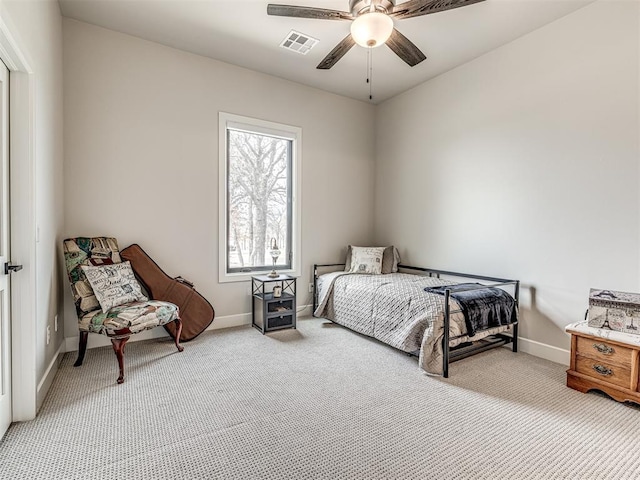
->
[251,274,297,334]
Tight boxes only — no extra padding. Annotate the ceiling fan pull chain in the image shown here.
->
[366,45,370,86]
[368,47,373,101]
[365,47,371,100]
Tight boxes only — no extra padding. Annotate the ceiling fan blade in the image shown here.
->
[386,28,426,67]
[317,34,356,69]
[267,4,353,21]
[391,0,485,20]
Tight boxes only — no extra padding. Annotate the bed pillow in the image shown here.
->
[345,245,400,274]
[81,261,148,313]
[347,246,385,275]
[382,246,401,274]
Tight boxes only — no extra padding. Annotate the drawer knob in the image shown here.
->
[592,364,613,376]
[593,343,614,355]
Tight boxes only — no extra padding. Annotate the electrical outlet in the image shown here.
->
[54,314,58,332]
[46,325,51,345]
[308,283,314,293]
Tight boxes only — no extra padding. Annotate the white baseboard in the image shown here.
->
[64,304,314,352]
[510,336,570,366]
[204,304,311,331]
[36,341,65,412]
[206,312,251,331]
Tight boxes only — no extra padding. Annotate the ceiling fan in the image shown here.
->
[267,0,485,69]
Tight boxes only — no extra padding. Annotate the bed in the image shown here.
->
[313,263,520,377]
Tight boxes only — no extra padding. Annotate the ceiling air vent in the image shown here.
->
[279,30,318,55]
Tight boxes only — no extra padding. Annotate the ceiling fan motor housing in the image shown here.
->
[349,0,395,16]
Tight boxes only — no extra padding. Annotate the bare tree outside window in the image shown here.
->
[227,128,292,272]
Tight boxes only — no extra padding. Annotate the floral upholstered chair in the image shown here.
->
[63,237,184,384]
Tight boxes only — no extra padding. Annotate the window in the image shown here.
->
[219,113,301,282]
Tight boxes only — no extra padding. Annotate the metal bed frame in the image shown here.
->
[312,263,520,378]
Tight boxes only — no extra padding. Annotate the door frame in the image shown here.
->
[0,16,38,421]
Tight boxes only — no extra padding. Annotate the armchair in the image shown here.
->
[63,237,184,384]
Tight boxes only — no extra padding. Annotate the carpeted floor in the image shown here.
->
[1,317,639,479]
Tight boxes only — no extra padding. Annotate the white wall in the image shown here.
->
[375,0,639,353]
[63,19,375,341]
[0,0,65,412]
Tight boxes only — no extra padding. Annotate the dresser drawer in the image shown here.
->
[575,355,632,389]
[575,336,632,365]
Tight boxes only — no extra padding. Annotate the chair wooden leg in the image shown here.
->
[74,331,89,367]
[174,318,184,352]
[111,336,130,384]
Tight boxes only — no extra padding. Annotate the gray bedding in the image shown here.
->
[314,272,512,375]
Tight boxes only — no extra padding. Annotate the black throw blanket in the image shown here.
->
[424,283,517,337]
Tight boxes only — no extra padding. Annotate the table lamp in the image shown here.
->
[268,238,281,278]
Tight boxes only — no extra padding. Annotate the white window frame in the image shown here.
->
[218,112,302,283]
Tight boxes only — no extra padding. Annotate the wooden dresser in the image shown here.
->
[566,322,640,404]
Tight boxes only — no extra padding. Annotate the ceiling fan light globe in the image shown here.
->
[350,12,393,48]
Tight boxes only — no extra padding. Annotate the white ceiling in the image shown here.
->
[58,0,593,103]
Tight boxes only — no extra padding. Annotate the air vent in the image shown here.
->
[279,30,319,55]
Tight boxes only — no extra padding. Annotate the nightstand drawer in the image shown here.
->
[575,355,632,389]
[575,336,632,365]
[267,298,294,315]
[267,314,294,330]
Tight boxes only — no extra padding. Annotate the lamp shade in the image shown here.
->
[350,12,394,48]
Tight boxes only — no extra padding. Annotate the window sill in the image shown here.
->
[219,268,300,284]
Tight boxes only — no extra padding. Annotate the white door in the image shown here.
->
[0,60,11,438]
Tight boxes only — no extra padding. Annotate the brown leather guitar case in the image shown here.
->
[120,244,215,342]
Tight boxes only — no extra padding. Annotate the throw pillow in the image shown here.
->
[345,245,400,274]
[82,261,148,313]
[347,246,385,275]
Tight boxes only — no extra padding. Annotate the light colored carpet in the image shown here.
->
[1,317,639,479]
